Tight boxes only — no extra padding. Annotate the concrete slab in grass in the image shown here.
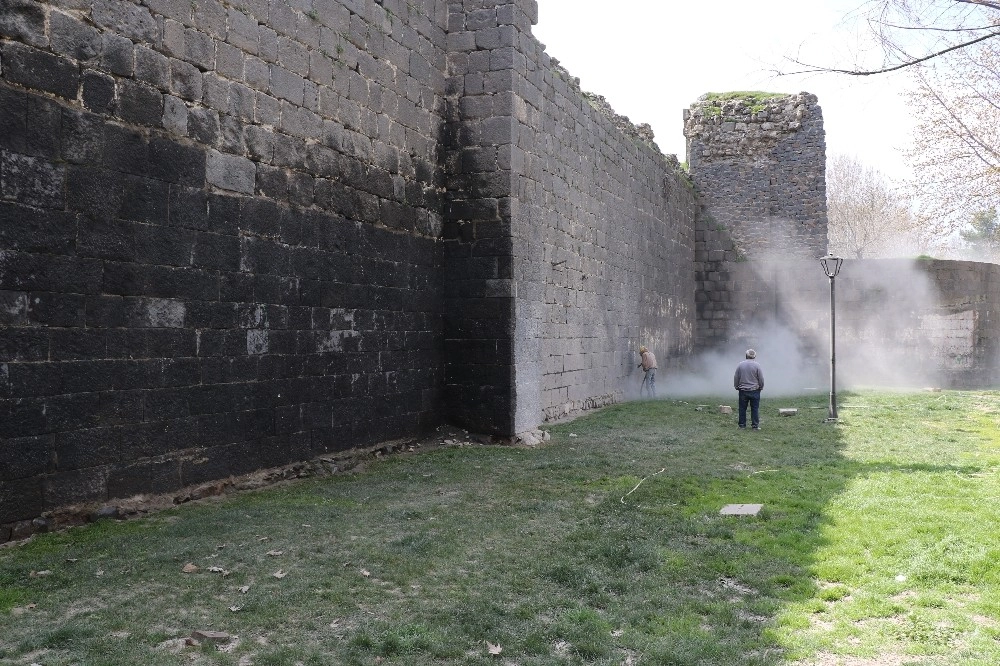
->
[720,503,763,516]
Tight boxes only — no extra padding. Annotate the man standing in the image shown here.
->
[638,345,657,398]
[734,349,764,430]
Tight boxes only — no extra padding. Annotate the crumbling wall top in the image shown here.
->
[684,91,823,159]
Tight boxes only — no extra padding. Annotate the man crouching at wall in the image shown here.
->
[638,345,658,398]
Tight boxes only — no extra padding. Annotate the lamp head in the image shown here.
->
[819,253,843,279]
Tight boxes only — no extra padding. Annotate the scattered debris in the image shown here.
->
[779,408,798,416]
[191,630,231,644]
[515,428,551,447]
[487,641,503,655]
[272,570,287,579]
[238,585,251,594]
[360,568,371,577]
[266,550,283,557]
[182,563,199,574]
[28,570,52,578]
[718,405,732,414]
[89,506,121,522]
[156,637,188,654]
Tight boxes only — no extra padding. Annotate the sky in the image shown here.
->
[532,0,918,182]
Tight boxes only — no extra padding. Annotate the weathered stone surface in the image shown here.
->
[206,149,255,193]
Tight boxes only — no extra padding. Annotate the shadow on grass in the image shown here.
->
[0,390,991,665]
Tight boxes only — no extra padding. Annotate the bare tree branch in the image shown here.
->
[779,29,1000,76]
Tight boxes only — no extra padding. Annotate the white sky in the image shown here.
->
[533,0,917,182]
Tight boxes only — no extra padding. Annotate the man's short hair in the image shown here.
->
[745,349,756,359]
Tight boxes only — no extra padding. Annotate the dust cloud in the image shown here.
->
[660,254,949,399]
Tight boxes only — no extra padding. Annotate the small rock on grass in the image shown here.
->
[191,630,231,644]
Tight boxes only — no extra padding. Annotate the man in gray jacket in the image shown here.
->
[734,349,764,430]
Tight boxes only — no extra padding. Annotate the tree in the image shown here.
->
[781,1,1000,76]
[959,207,1000,259]
[827,153,922,258]
[781,2,1000,245]
[903,35,1000,229]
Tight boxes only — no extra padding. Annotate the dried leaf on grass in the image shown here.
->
[266,550,283,556]
[487,641,503,655]
[182,563,199,574]
[272,570,287,579]
[29,570,52,578]
[239,585,251,594]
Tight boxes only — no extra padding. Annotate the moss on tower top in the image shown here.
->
[696,91,788,117]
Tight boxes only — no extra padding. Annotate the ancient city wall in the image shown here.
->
[830,259,1000,389]
[0,0,452,537]
[511,80,696,425]
[0,0,699,537]
[440,0,696,434]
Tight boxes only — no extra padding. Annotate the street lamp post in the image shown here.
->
[819,254,844,421]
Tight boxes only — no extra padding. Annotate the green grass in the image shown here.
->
[2,390,1000,664]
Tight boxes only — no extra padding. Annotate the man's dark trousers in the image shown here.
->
[738,389,761,428]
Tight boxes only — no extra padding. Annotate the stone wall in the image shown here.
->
[828,259,1000,389]
[0,0,701,536]
[683,256,1000,392]
[0,0,451,538]
[440,0,696,433]
[511,72,696,425]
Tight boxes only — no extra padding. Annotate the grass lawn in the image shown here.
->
[2,390,1000,665]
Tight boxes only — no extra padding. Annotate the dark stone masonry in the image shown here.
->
[1,0,998,540]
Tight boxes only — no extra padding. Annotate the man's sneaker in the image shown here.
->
[751,426,760,431]
[738,425,746,429]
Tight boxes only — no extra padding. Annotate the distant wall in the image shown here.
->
[684,256,1000,392]
[512,85,696,424]
[440,0,697,434]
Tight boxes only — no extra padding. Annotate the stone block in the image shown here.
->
[1,153,65,209]
[1,1,47,47]
[207,149,255,193]
[135,45,171,90]
[117,79,163,127]
[50,11,102,61]
[269,64,305,105]
[92,0,158,42]
[81,70,116,114]
[1,41,79,100]
[169,58,203,101]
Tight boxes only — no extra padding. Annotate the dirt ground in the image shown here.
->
[6,424,512,547]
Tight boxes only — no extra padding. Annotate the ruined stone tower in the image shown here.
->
[684,92,827,259]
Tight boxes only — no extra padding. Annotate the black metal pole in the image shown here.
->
[828,274,838,420]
